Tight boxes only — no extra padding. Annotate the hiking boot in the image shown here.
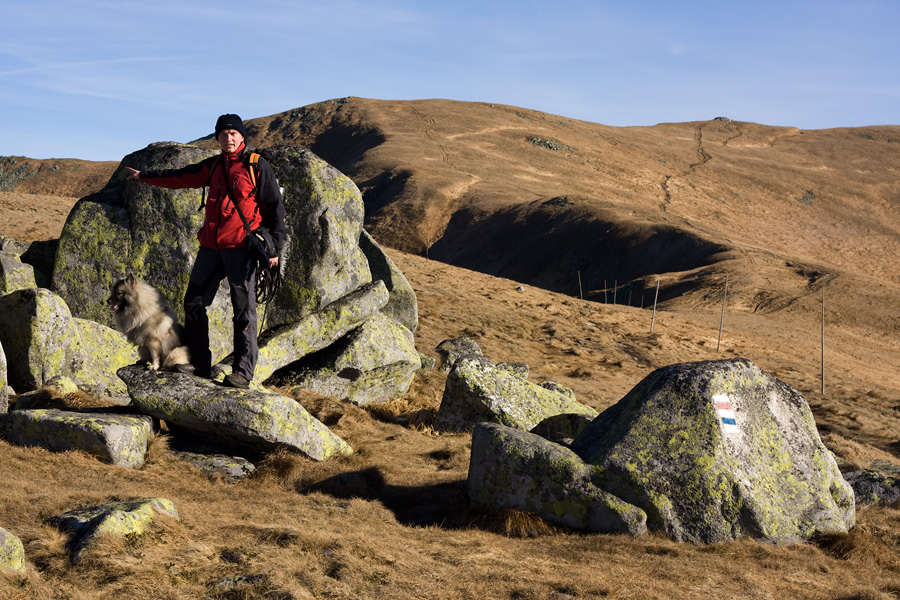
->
[223,373,250,389]
[173,363,195,375]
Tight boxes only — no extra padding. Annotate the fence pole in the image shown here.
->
[821,285,825,395]
[716,275,728,353]
[604,280,608,304]
[613,280,617,305]
[650,280,660,333]
[578,271,583,300]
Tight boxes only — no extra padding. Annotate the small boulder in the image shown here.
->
[468,423,647,535]
[50,498,178,563]
[434,337,483,373]
[118,365,352,460]
[843,470,900,505]
[0,526,25,574]
[285,312,420,406]
[171,450,256,481]
[0,251,37,295]
[435,354,598,432]
[570,358,855,544]
[0,409,154,468]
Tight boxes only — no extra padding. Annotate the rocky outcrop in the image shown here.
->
[0,287,137,396]
[469,423,647,535]
[569,358,854,544]
[0,526,25,574]
[435,354,598,432]
[0,409,154,468]
[118,365,352,460]
[843,470,900,505]
[50,498,179,563]
[468,358,854,544]
[51,143,373,363]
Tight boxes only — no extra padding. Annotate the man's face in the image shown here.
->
[218,129,244,154]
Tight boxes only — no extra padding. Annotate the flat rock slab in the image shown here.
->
[118,365,352,460]
[50,498,178,563]
[0,409,153,468]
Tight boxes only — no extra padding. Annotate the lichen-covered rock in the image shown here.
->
[843,470,900,505]
[497,362,529,379]
[51,143,375,363]
[570,358,855,544]
[468,423,647,535]
[244,280,388,383]
[73,317,139,398]
[0,287,137,396]
[0,340,7,413]
[285,312,420,406]
[530,413,594,444]
[118,365,352,460]
[0,526,25,574]
[171,450,256,481]
[359,228,418,333]
[0,288,87,391]
[435,354,598,432]
[434,337,483,373]
[50,498,178,563]
[0,250,37,294]
[0,409,154,468]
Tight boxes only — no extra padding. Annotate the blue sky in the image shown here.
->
[1,0,898,161]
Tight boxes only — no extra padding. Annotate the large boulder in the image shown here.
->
[0,526,25,574]
[0,288,137,395]
[50,498,178,563]
[435,354,599,432]
[285,312,420,406]
[0,250,37,294]
[118,365,352,460]
[0,409,154,468]
[51,143,373,366]
[570,358,855,544]
[469,423,648,535]
[434,337,483,373]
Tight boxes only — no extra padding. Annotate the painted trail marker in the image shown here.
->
[713,393,739,434]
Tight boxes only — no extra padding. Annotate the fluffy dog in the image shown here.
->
[107,273,190,371]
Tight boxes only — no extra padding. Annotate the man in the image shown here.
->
[125,114,286,388]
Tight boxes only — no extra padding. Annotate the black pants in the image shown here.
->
[183,247,258,379]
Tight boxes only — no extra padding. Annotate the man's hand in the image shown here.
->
[125,167,141,181]
[268,256,279,269]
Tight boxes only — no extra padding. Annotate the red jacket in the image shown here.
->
[139,143,268,250]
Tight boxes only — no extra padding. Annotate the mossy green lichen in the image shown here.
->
[0,526,25,574]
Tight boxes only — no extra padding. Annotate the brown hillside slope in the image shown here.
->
[237,98,900,341]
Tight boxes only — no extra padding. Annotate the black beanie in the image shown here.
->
[215,114,247,139]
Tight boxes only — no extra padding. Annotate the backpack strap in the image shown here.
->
[246,152,260,195]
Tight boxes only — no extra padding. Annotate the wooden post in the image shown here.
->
[578,271,583,300]
[650,280,660,333]
[604,280,608,304]
[613,280,617,305]
[717,275,728,353]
